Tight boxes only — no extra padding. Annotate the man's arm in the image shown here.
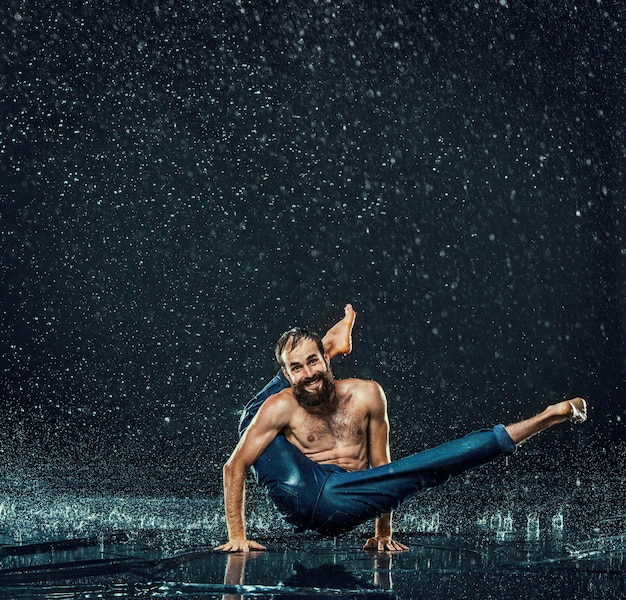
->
[215,395,289,552]
[363,382,409,553]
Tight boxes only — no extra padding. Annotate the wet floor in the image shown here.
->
[1,476,625,599]
[0,531,624,599]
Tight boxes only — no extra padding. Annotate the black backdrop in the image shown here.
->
[1,1,624,492]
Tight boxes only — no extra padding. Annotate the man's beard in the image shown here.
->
[292,367,337,416]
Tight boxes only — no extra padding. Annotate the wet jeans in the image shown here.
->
[239,371,517,535]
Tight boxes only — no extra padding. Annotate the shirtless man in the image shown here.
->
[215,305,587,553]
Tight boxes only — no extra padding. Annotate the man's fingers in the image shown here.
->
[391,540,409,551]
[379,540,403,552]
[214,540,267,552]
[363,537,409,553]
[248,541,267,551]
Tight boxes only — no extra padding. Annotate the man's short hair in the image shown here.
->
[275,327,324,368]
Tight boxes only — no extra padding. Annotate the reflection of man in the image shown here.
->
[222,552,393,600]
[216,305,587,553]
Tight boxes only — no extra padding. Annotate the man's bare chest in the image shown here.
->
[291,408,367,446]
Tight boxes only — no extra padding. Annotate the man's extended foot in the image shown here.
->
[565,397,587,423]
[551,397,587,424]
[323,304,357,359]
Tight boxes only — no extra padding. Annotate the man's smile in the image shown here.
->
[305,378,322,390]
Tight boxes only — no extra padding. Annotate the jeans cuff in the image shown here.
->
[493,424,517,455]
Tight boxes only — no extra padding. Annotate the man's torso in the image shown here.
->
[280,379,374,471]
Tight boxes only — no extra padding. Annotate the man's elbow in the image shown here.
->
[223,456,248,479]
[223,459,237,478]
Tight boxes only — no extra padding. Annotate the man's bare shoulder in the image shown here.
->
[255,387,297,420]
[336,378,385,404]
[336,377,383,390]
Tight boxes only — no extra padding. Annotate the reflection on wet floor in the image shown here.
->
[0,476,625,599]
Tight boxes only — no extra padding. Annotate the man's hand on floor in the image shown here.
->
[214,538,267,552]
[363,536,409,552]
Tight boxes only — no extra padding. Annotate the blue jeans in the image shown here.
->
[239,372,517,535]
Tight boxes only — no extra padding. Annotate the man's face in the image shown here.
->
[281,338,336,414]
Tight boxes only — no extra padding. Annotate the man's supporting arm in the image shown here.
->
[362,381,409,553]
[215,396,289,552]
[221,451,263,551]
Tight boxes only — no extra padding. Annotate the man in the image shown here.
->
[215,305,587,553]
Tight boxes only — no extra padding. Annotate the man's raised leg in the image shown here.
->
[505,397,587,444]
[322,304,357,358]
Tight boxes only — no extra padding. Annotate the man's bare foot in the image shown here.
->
[565,397,587,423]
[552,397,587,424]
[322,304,357,359]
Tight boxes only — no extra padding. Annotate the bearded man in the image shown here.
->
[216,305,587,553]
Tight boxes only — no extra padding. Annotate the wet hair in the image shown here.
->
[275,327,325,368]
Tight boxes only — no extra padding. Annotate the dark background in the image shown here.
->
[1,1,624,493]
